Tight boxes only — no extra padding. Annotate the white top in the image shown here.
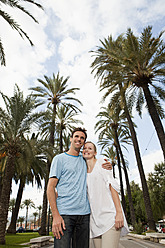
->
[87,157,129,238]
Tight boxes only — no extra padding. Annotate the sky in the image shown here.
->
[0,0,165,219]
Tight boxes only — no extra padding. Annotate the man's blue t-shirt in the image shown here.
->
[49,152,90,215]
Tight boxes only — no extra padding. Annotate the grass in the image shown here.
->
[0,233,41,248]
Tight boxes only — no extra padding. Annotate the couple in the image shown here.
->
[47,127,129,248]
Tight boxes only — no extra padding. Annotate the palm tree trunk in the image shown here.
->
[38,210,41,226]
[60,129,63,153]
[25,207,29,229]
[49,118,55,146]
[0,173,2,199]
[40,104,57,234]
[115,146,127,216]
[49,103,57,147]
[47,205,51,235]
[118,144,136,226]
[7,178,25,234]
[119,83,156,230]
[0,157,15,244]
[34,218,36,229]
[114,130,136,226]
[142,84,165,159]
[126,109,155,230]
[39,180,48,235]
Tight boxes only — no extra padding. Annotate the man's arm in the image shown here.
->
[47,178,65,239]
[109,184,124,230]
[102,158,112,170]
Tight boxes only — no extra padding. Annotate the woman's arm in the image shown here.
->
[109,184,124,230]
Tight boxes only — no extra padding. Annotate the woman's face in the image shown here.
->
[83,142,97,160]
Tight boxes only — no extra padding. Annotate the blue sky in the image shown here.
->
[0,0,165,218]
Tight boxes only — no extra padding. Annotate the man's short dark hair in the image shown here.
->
[71,127,87,141]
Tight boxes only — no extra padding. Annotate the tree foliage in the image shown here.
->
[147,162,165,221]
[126,163,165,224]
[0,0,43,66]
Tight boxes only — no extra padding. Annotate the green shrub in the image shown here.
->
[134,219,143,234]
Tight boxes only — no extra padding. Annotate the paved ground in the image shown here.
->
[120,235,165,247]
[25,235,165,248]
[44,237,165,248]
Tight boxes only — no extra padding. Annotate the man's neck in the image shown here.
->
[66,147,80,156]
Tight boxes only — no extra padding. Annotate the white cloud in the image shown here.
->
[0,2,55,97]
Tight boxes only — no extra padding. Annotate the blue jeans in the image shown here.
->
[54,214,90,248]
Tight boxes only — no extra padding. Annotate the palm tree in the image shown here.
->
[95,107,136,226]
[22,199,35,229]
[92,26,165,158]
[17,216,25,227]
[123,27,165,158]
[0,84,42,244]
[7,178,25,234]
[33,212,38,229]
[0,152,6,198]
[0,0,43,66]
[91,29,157,230]
[37,205,42,227]
[7,134,47,234]
[30,72,82,146]
[30,72,82,235]
[37,105,83,235]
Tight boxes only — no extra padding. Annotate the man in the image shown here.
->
[47,127,111,248]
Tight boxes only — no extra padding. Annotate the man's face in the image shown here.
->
[70,131,86,151]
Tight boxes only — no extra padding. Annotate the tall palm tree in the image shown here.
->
[101,136,127,214]
[107,80,156,229]
[30,72,82,146]
[22,199,35,229]
[124,27,165,158]
[7,134,47,234]
[0,0,43,66]
[0,151,6,198]
[30,72,82,235]
[92,26,165,158]
[37,205,42,227]
[38,105,83,235]
[95,107,136,226]
[0,84,42,244]
[33,212,38,229]
[17,216,25,227]
[7,178,25,234]
[91,29,157,230]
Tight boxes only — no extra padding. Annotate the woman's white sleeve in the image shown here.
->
[100,167,120,193]
[98,158,120,192]
[106,172,120,193]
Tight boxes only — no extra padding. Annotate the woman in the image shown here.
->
[82,141,129,248]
